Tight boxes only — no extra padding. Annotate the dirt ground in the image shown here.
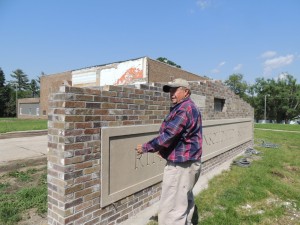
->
[0,158,48,225]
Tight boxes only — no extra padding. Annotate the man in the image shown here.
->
[136,78,202,225]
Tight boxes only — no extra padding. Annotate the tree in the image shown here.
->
[0,67,4,88]
[253,74,300,123]
[275,75,300,123]
[156,57,181,68]
[224,73,252,107]
[224,73,300,123]
[29,79,40,97]
[2,83,16,117]
[224,73,248,99]
[0,68,9,117]
[10,69,29,91]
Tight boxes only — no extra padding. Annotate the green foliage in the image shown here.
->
[156,57,181,68]
[0,68,8,117]
[29,79,40,97]
[253,75,300,122]
[0,67,40,117]
[0,67,5,88]
[224,73,300,122]
[224,73,248,99]
[4,88,17,117]
[10,69,29,91]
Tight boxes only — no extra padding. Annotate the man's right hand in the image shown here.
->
[135,144,143,155]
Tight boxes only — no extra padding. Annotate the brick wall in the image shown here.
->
[189,80,253,120]
[147,58,207,83]
[40,71,72,119]
[48,81,253,225]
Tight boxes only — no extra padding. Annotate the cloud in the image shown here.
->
[218,61,226,67]
[261,51,277,59]
[196,0,211,9]
[233,64,242,71]
[211,61,225,74]
[263,54,295,75]
[277,72,289,81]
[211,68,220,74]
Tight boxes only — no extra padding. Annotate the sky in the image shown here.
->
[0,0,299,85]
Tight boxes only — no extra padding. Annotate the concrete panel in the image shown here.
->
[101,124,165,207]
[190,94,206,110]
[101,118,253,207]
[202,118,253,161]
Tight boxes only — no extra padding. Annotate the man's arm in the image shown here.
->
[136,109,188,154]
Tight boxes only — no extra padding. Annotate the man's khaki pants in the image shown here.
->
[158,160,201,225]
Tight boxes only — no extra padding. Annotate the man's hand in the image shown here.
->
[136,144,143,155]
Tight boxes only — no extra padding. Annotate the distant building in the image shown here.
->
[31,56,206,119]
[17,98,40,118]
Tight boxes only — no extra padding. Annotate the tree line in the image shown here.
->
[0,68,40,117]
[224,73,300,123]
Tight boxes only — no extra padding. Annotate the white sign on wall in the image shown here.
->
[100,57,147,86]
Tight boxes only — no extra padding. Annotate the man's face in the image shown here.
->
[169,87,189,105]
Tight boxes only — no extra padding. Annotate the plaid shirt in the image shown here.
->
[142,97,202,163]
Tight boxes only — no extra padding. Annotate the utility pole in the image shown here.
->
[15,83,18,117]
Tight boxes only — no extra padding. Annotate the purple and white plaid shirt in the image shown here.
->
[142,97,202,163]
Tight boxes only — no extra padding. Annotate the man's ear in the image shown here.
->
[184,89,190,97]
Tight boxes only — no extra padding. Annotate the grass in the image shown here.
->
[0,118,47,134]
[8,168,38,182]
[147,124,300,225]
[0,166,47,224]
[254,122,300,132]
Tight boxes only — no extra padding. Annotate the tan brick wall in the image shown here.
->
[40,71,72,118]
[48,81,253,225]
[147,58,207,83]
[189,80,253,120]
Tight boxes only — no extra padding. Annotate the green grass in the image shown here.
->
[148,124,300,225]
[0,167,47,224]
[8,169,38,182]
[254,122,300,131]
[0,183,10,191]
[0,118,47,134]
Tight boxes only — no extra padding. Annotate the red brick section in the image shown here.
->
[48,81,254,225]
